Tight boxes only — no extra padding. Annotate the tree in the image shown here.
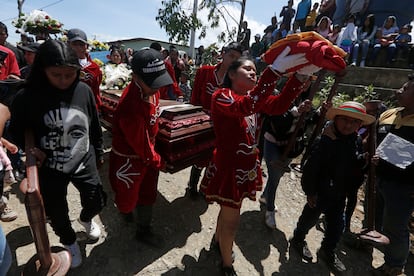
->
[156,0,244,45]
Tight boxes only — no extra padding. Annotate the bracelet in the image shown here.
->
[268,65,284,77]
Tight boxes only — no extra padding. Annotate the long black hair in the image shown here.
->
[362,14,376,37]
[26,39,80,90]
[222,56,253,88]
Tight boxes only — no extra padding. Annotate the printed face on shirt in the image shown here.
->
[334,115,362,136]
[45,66,78,90]
[41,107,90,174]
[230,59,257,94]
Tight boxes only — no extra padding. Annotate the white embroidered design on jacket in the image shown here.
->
[116,158,141,188]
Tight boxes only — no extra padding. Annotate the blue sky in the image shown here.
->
[0,0,303,48]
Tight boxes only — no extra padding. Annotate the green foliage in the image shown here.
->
[313,75,351,107]
[156,0,202,45]
[157,0,241,45]
[353,84,379,103]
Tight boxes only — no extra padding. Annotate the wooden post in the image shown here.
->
[272,70,326,171]
[22,130,71,275]
[300,70,346,168]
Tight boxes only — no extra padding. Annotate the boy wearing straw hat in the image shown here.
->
[290,101,375,272]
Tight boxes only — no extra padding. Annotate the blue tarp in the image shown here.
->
[90,50,110,64]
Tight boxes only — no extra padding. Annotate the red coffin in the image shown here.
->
[100,90,215,173]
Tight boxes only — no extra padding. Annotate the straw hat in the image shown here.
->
[326,101,376,125]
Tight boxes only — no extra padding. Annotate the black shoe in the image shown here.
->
[136,226,164,248]
[210,235,235,263]
[186,186,199,199]
[317,248,346,272]
[289,237,313,262]
[222,266,237,276]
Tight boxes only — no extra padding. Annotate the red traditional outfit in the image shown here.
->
[190,63,223,111]
[80,54,103,110]
[200,68,308,208]
[109,82,162,213]
[0,45,20,80]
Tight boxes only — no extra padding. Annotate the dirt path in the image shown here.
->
[2,129,414,275]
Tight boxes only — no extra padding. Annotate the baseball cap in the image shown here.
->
[255,33,261,38]
[18,42,40,53]
[131,48,173,89]
[67,28,88,44]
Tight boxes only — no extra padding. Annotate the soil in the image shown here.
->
[2,128,414,276]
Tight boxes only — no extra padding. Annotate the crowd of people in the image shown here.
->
[244,0,413,69]
[0,7,413,276]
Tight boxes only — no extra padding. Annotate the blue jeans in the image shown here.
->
[379,178,414,268]
[262,139,291,212]
[0,226,11,276]
[352,41,370,62]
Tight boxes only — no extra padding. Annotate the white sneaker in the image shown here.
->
[360,60,365,67]
[78,218,101,240]
[64,242,82,268]
[350,61,356,66]
[265,211,276,229]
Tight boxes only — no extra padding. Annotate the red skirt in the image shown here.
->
[200,154,262,209]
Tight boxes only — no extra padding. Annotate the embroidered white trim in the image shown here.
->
[235,160,260,185]
[236,143,257,155]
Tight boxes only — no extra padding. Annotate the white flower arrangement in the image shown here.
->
[12,9,63,35]
[100,63,132,90]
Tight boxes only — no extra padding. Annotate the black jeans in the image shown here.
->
[294,195,346,253]
[39,154,106,245]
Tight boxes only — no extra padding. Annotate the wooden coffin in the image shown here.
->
[157,104,214,173]
[100,90,215,173]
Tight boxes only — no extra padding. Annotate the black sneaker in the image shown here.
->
[136,226,165,248]
[222,266,237,276]
[289,237,313,262]
[317,248,346,272]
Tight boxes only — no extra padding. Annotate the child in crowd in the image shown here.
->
[67,28,103,111]
[179,71,191,103]
[337,14,358,56]
[395,24,412,57]
[0,137,18,222]
[290,101,374,273]
[9,39,107,269]
[109,48,173,248]
[200,47,321,275]
[0,138,17,186]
